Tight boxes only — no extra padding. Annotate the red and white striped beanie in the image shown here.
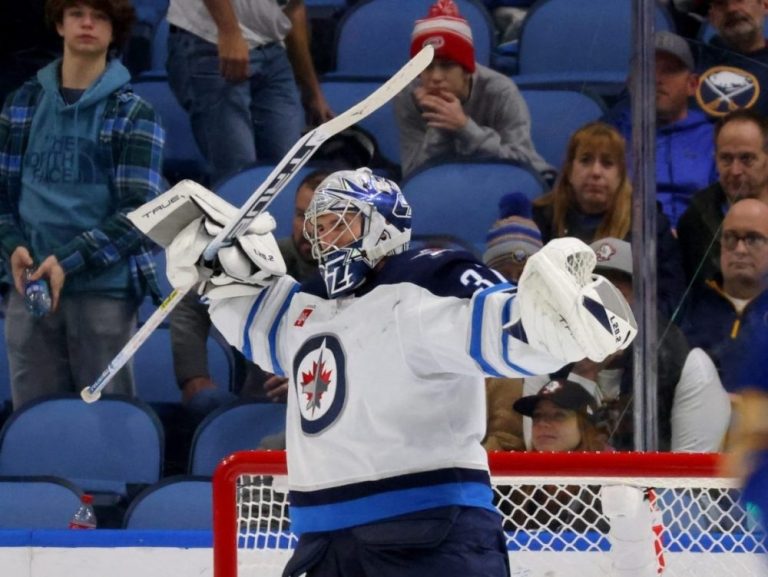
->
[410,0,475,73]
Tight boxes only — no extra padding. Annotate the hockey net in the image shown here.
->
[212,451,766,577]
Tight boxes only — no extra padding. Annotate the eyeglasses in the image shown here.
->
[721,231,768,251]
[717,152,761,168]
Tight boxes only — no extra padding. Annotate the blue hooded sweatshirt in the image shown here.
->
[19,58,133,297]
[606,101,717,229]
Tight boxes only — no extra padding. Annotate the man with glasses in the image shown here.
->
[679,198,768,390]
[677,108,768,286]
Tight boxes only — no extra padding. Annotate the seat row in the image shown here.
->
[134,74,606,185]
[141,0,675,91]
[0,395,286,520]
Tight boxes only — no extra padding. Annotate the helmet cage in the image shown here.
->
[302,168,412,297]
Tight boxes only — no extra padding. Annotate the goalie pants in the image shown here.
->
[282,506,510,577]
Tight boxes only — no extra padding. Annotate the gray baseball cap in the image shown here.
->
[655,30,695,70]
[590,238,633,277]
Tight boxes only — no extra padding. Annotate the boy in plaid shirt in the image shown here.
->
[0,0,164,409]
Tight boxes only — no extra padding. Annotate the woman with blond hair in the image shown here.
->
[532,121,684,317]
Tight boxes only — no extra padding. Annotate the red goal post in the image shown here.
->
[212,451,766,577]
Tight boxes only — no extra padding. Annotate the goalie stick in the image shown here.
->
[80,45,434,403]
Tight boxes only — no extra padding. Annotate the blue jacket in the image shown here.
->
[678,280,768,391]
[606,101,716,228]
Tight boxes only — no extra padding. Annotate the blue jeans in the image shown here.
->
[167,27,303,183]
[5,291,137,409]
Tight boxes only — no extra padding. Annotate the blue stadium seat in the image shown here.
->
[132,74,208,185]
[133,327,177,405]
[401,159,548,251]
[189,401,287,475]
[214,164,321,240]
[0,476,83,529]
[123,475,212,529]
[519,87,605,168]
[319,79,401,167]
[515,0,674,95]
[0,394,163,497]
[331,0,494,79]
[133,321,234,405]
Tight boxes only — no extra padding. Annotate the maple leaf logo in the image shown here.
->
[300,346,332,414]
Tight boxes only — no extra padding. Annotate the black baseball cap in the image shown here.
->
[513,379,598,418]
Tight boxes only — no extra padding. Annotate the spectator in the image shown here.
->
[482,191,543,452]
[482,191,543,282]
[171,170,328,417]
[502,379,611,536]
[677,108,768,287]
[532,121,685,318]
[0,0,164,409]
[695,0,768,117]
[514,379,611,452]
[514,360,669,576]
[679,198,768,392]
[165,0,333,183]
[588,238,731,452]
[394,0,552,179]
[605,31,717,229]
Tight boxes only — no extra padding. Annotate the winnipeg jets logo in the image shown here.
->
[293,334,347,434]
[300,339,332,414]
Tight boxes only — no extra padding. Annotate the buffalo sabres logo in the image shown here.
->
[293,334,347,434]
[593,241,617,264]
[697,66,760,117]
[541,380,564,395]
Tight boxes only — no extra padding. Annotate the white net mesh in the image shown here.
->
[214,452,766,577]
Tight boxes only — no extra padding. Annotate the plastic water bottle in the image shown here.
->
[23,268,52,318]
[69,494,97,529]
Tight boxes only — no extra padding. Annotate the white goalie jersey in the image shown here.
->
[208,247,568,535]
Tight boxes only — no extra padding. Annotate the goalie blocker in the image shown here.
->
[147,167,636,577]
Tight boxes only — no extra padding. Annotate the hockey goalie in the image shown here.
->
[130,167,637,577]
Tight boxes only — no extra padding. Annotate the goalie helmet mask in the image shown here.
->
[303,167,412,298]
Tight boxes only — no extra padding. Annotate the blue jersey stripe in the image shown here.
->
[290,467,489,506]
[290,482,496,534]
[470,283,533,376]
[501,295,534,376]
[242,289,269,361]
[269,284,300,377]
[469,283,511,377]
